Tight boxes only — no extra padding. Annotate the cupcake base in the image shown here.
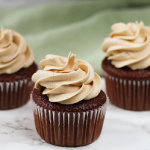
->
[102,57,150,111]
[0,79,34,109]
[0,62,38,110]
[32,88,108,147]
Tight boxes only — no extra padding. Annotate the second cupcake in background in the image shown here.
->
[0,27,38,109]
[32,52,108,147]
[101,21,150,111]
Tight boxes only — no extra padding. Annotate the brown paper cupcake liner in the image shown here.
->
[32,97,108,147]
[0,79,34,110]
[104,71,150,111]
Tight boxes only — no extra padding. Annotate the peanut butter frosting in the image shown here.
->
[32,52,102,104]
[101,21,150,70]
[0,28,34,74]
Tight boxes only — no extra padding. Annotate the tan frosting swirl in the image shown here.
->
[0,28,34,74]
[101,21,150,70]
[32,52,101,104]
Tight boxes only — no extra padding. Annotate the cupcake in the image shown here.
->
[0,27,38,109]
[101,21,150,111]
[32,52,108,147]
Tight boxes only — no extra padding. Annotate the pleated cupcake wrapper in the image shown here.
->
[32,97,108,147]
[0,79,34,109]
[104,71,150,110]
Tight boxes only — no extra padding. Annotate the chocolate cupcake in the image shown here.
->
[0,28,38,109]
[32,52,108,147]
[101,21,150,111]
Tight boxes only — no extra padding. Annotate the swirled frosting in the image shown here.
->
[0,28,34,74]
[101,21,150,70]
[32,52,101,104]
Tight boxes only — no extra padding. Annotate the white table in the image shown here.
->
[0,79,150,150]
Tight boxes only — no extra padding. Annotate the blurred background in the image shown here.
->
[1,0,150,75]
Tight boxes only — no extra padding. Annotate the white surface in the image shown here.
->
[0,78,150,150]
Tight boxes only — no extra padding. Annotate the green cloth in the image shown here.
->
[1,1,150,75]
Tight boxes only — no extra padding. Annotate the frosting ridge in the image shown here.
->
[32,52,101,104]
[101,21,150,70]
[0,28,34,74]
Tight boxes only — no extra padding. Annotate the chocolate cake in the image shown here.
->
[32,88,107,147]
[0,62,38,82]
[32,88,106,112]
[0,62,38,109]
[32,52,108,146]
[102,57,150,110]
[102,57,150,80]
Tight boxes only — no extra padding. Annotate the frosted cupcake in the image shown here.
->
[32,52,108,147]
[0,28,38,109]
[101,21,150,110]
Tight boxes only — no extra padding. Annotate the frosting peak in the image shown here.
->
[101,22,150,70]
[32,52,101,104]
[0,28,34,74]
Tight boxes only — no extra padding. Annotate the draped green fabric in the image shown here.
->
[1,1,150,75]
